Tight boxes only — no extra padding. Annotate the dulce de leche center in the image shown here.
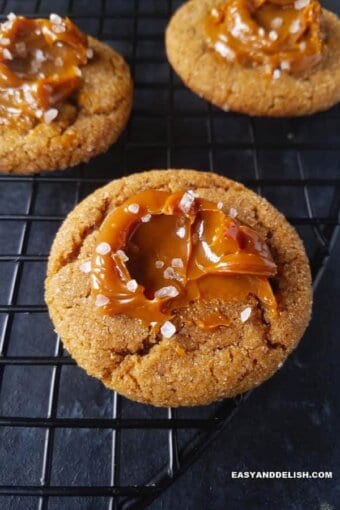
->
[86,190,278,339]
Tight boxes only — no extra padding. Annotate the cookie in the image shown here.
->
[45,169,312,407]
[166,0,340,116]
[0,35,133,174]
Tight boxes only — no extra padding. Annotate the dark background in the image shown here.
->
[0,1,339,509]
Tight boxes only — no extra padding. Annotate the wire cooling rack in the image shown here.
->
[0,1,339,509]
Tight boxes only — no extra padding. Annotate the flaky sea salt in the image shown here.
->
[0,38,10,46]
[52,24,66,33]
[229,207,238,218]
[271,17,283,29]
[126,279,138,292]
[280,60,291,71]
[240,307,252,323]
[215,41,235,59]
[50,13,63,24]
[154,286,179,299]
[86,47,94,59]
[127,203,139,214]
[43,108,58,124]
[79,260,91,273]
[95,294,109,307]
[2,48,13,60]
[178,190,196,214]
[177,227,186,239]
[171,258,183,268]
[96,242,111,255]
[294,0,309,9]
[164,267,180,280]
[290,20,301,34]
[273,69,281,80]
[141,214,151,223]
[35,49,46,62]
[155,260,164,269]
[217,201,223,210]
[269,30,278,41]
[116,249,129,262]
[160,321,176,339]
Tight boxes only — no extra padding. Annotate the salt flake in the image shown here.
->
[294,0,309,9]
[79,260,91,273]
[154,286,179,299]
[127,203,139,214]
[43,108,59,124]
[95,294,109,307]
[160,321,176,339]
[127,279,138,292]
[240,307,252,323]
[96,242,111,255]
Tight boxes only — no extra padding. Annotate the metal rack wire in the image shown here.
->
[0,1,339,509]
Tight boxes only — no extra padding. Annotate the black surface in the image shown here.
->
[0,1,339,509]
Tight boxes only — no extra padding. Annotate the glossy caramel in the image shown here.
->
[0,14,89,129]
[204,0,324,75]
[90,190,278,332]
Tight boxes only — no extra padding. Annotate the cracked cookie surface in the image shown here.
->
[0,37,133,174]
[166,0,340,117]
[45,169,312,407]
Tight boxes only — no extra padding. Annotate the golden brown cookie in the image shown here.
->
[45,170,312,407]
[0,36,133,174]
[166,0,340,116]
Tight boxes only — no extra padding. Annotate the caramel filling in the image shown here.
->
[0,13,90,129]
[90,190,278,335]
[204,0,324,75]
